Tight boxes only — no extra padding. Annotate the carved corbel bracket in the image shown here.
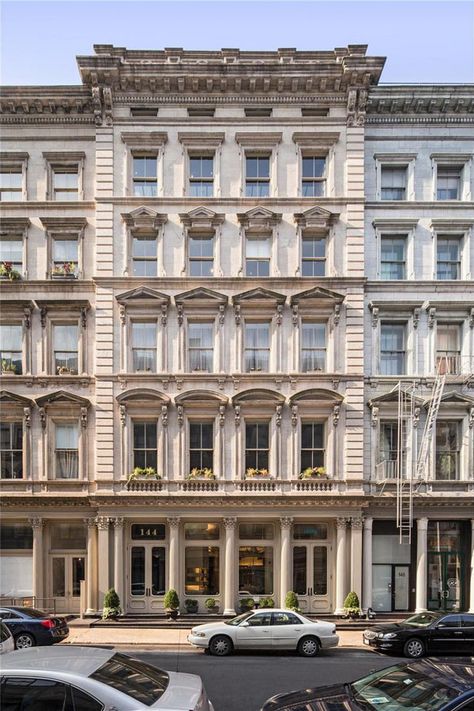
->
[23,407,31,428]
[177,405,184,427]
[369,304,379,328]
[39,407,46,430]
[177,305,184,327]
[371,405,379,428]
[23,307,31,330]
[161,304,168,327]
[219,405,226,428]
[333,303,341,326]
[275,404,282,427]
[40,308,47,329]
[80,407,88,429]
[234,304,241,326]
[218,304,226,326]
[119,404,126,427]
[119,305,126,325]
[291,304,299,327]
[291,404,298,428]
[428,307,436,329]
[413,406,421,429]
[161,405,168,428]
[413,307,421,330]
[469,407,474,429]
[80,306,89,329]
[234,404,241,427]
[333,404,340,427]
[469,308,474,329]
[275,304,283,326]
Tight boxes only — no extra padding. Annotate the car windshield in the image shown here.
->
[350,665,460,711]
[90,652,169,706]
[225,612,253,626]
[402,612,440,627]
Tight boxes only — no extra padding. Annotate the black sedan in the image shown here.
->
[363,611,474,658]
[261,659,474,711]
[0,607,69,649]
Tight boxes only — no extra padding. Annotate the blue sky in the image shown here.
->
[1,0,473,85]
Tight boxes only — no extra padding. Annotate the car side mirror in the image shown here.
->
[240,620,250,627]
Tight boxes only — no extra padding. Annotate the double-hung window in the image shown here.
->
[55,423,79,479]
[437,166,462,200]
[0,167,22,201]
[379,422,399,463]
[302,157,326,197]
[244,322,270,372]
[436,421,460,480]
[245,422,269,472]
[246,236,270,277]
[0,236,22,274]
[188,322,213,372]
[52,236,78,278]
[301,322,326,372]
[53,324,78,375]
[131,321,157,372]
[301,236,326,277]
[52,168,79,201]
[380,236,406,280]
[189,422,213,470]
[381,166,406,200]
[188,235,213,277]
[0,422,23,479]
[301,423,325,470]
[380,323,406,375]
[437,237,461,280]
[132,235,157,277]
[0,324,22,375]
[436,324,461,375]
[132,155,157,197]
[189,156,214,197]
[133,422,157,471]
[246,156,270,197]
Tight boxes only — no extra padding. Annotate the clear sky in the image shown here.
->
[1,0,473,86]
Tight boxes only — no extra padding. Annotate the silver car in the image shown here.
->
[0,622,14,655]
[0,646,214,710]
[188,608,339,657]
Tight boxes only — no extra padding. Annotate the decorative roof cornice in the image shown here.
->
[0,86,94,123]
[367,85,474,118]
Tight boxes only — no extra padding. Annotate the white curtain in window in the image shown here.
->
[53,324,77,350]
[246,238,271,258]
[55,424,79,479]
[0,324,22,350]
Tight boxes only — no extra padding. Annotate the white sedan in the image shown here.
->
[188,608,339,657]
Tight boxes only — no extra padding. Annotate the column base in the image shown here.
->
[223,607,236,616]
[415,607,427,613]
[334,607,345,615]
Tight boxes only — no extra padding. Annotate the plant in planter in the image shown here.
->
[102,587,121,620]
[51,262,77,278]
[127,466,161,482]
[57,365,76,375]
[184,598,198,614]
[238,597,255,613]
[1,360,17,374]
[285,591,300,612]
[245,468,271,479]
[187,467,216,480]
[0,261,21,281]
[299,466,327,479]
[163,588,180,620]
[204,597,219,613]
[259,596,275,609]
[343,591,361,619]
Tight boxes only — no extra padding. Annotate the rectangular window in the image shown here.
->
[301,236,326,277]
[52,168,79,201]
[188,235,213,277]
[245,422,269,472]
[245,236,271,277]
[0,324,22,375]
[189,156,214,197]
[244,322,270,372]
[302,157,326,197]
[188,322,213,372]
[436,324,461,375]
[381,166,406,200]
[133,422,157,471]
[0,422,23,479]
[52,236,78,278]
[239,546,273,594]
[189,422,213,471]
[0,167,22,201]
[238,523,274,540]
[301,423,325,470]
[436,421,460,480]
[379,422,399,463]
[437,166,461,200]
[0,523,33,549]
[185,546,219,595]
[246,155,270,197]
[133,156,157,197]
[131,321,157,372]
[53,324,78,375]
[301,322,326,372]
[132,235,157,277]
[184,522,220,540]
[437,237,461,280]
[380,323,406,375]
[293,523,328,540]
[380,236,406,280]
[55,423,79,479]
[0,237,23,273]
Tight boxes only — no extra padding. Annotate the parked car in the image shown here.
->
[187,608,339,656]
[0,623,14,655]
[0,646,214,711]
[363,611,474,658]
[0,606,69,649]
[260,659,474,711]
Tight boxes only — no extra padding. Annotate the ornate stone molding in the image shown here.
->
[177,405,184,427]
[223,517,237,530]
[167,516,181,528]
[291,404,298,428]
[336,517,348,529]
[234,304,241,326]
[23,407,31,428]
[333,404,340,428]
[29,517,43,529]
[234,404,241,427]
[428,307,436,329]
[84,517,96,529]
[161,405,168,428]
[369,304,379,327]
[351,516,364,529]
[119,405,126,427]
[95,516,110,530]
[280,516,293,530]
[275,404,282,427]
[112,517,124,529]
[219,405,226,428]
[371,405,379,428]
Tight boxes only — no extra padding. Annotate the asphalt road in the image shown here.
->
[128,647,406,711]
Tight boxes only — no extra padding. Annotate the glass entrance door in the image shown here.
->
[129,545,166,612]
[428,551,463,611]
[51,555,85,613]
[292,544,330,613]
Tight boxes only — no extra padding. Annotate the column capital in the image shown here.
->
[280,516,293,530]
[112,517,125,529]
[95,516,110,531]
[83,517,97,529]
[223,517,237,530]
[167,516,181,528]
[417,517,429,531]
[350,516,364,530]
[336,517,348,530]
[363,516,373,531]
[29,517,43,530]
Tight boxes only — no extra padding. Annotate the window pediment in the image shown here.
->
[0,218,30,235]
[430,219,473,233]
[237,206,282,231]
[121,131,168,148]
[0,390,34,407]
[36,390,91,408]
[294,206,338,231]
[233,388,285,406]
[179,206,225,231]
[121,207,167,235]
[291,286,344,307]
[175,287,228,308]
[292,131,339,148]
[423,391,474,409]
[178,132,225,148]
[116,388,170,405]
[233,287,286,307]
[175,390,228,405]
[116,287,170,307]
[39,217,88,234]
[235,132,282,148]
[368,390,422,407]
[372,218,418,232]
[290,388,343,405]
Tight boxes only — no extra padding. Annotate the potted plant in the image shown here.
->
[299,466,327,479]
[102,588,121,620]
[259,596,275,609]
[187,467,216,480]
[245,468,271,479]
[204,597,219,614]
[57,365,76,375]
[164,589,180,620]
[127,466,161,483]
[238,597,255,613]
[1,360,17,375]
[285,591,300,612]
[51,262,77,278]
[343,591,361,620]
[0,261,21,281]
[184,598,198,614]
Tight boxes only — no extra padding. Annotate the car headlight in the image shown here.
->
[381,632,398,639]
[194,632,206,638]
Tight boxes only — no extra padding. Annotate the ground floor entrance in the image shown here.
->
[129,545,167,613]
[50,554,85,614]
[292,543,332,613]
[372,564,410,612]
[427,551,464,612]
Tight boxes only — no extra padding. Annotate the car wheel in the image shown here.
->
[209,635,233,657]
[15,633,36,649]
[403,638,425,659]
[298,636,320,657]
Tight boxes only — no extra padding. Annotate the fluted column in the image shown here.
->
[96,516,110,611]
[113,518,125,608]
[223,517,237,615]
[350,517,363,604]
[167,517,180,592]
[29,517,44,602]
[469,520,474,613]
[335,517,347,614]
[362,517,373,612]
[280,517,293,607]
[84,517,97,614]
[415,517,428,612]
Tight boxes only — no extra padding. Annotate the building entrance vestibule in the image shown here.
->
[292,523,332,613]
[127,523,167,613]
[372,564,409,612]
[50,554,85,614]
[428,551,463,612]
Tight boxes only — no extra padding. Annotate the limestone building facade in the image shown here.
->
[0,45,472,616]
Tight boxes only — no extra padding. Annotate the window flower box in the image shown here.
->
[245,468,271,479]
[299,466,327,479]
[0,262,21,281]
[187,467,216,480]
[57,366,77,376]
[127,466,161,483]
[51,262,77,279]
[1,360,17,375]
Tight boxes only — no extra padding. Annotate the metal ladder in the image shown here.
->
[415,369,446,481]
[396,384,414,544]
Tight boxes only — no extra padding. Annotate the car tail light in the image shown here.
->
[41,619,55,629]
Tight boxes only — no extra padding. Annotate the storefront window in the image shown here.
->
[293,523,328,540]
[427,521,461,552]
[185,547,219,595]
[184,523,220,540]
[0,524,33,597]
[50,523,86,550]
[239,523,274,540]
[239,546,273,595]
[0,523,33,549]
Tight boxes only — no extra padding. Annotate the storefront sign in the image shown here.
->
[131,524,166,540]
